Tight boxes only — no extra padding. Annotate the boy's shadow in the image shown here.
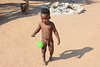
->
[47,47,93,65]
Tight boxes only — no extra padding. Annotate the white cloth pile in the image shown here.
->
[40,2,85,15]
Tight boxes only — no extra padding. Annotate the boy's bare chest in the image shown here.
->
[41,24,52,30]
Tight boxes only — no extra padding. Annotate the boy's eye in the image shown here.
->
[42,19,45,21]
[43,19,47,20]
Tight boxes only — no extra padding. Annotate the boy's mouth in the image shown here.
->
[44,22,47,24]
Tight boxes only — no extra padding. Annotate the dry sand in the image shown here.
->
[0,0,100,67]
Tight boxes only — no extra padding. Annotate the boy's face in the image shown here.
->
[41,14,50,24]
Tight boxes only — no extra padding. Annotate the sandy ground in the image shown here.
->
[0,0,100,67]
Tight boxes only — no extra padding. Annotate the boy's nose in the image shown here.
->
[44,20,47,22]
[43,20,46,22]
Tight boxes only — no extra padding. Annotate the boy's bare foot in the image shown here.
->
[43,61,47,66]
[49,57,53,61]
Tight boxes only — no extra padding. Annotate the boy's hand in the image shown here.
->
[31,34,35,37]
[58,41,60,45]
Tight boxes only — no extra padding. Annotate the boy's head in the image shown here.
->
[41,8,50,15]
[41,8,51,24]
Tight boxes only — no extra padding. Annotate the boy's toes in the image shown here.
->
[49,57,53,61]
[43,61,47,66]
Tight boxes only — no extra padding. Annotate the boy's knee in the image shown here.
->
[42,48,47,53]
[49,48,54,52]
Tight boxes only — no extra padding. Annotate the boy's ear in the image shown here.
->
[49,16,51,19]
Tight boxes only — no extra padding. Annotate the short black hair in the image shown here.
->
[41,8,50,15]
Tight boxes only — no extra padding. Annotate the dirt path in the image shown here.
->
[0,0,100,67]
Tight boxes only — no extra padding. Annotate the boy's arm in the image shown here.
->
[52,22,60,45]
[31,23,41,37]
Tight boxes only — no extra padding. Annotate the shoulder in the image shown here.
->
[39,22,42,26]
[49,21,55,25]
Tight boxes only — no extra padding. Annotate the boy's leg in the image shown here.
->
[48,41,54,61]
[41,41,47,65]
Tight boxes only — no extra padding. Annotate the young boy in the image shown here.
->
[31,8,60,65]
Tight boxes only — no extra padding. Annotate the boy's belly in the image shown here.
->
[41,32,53,43]
[42,34,53,42]
[41,29,52,41]
[41,26,53,42]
